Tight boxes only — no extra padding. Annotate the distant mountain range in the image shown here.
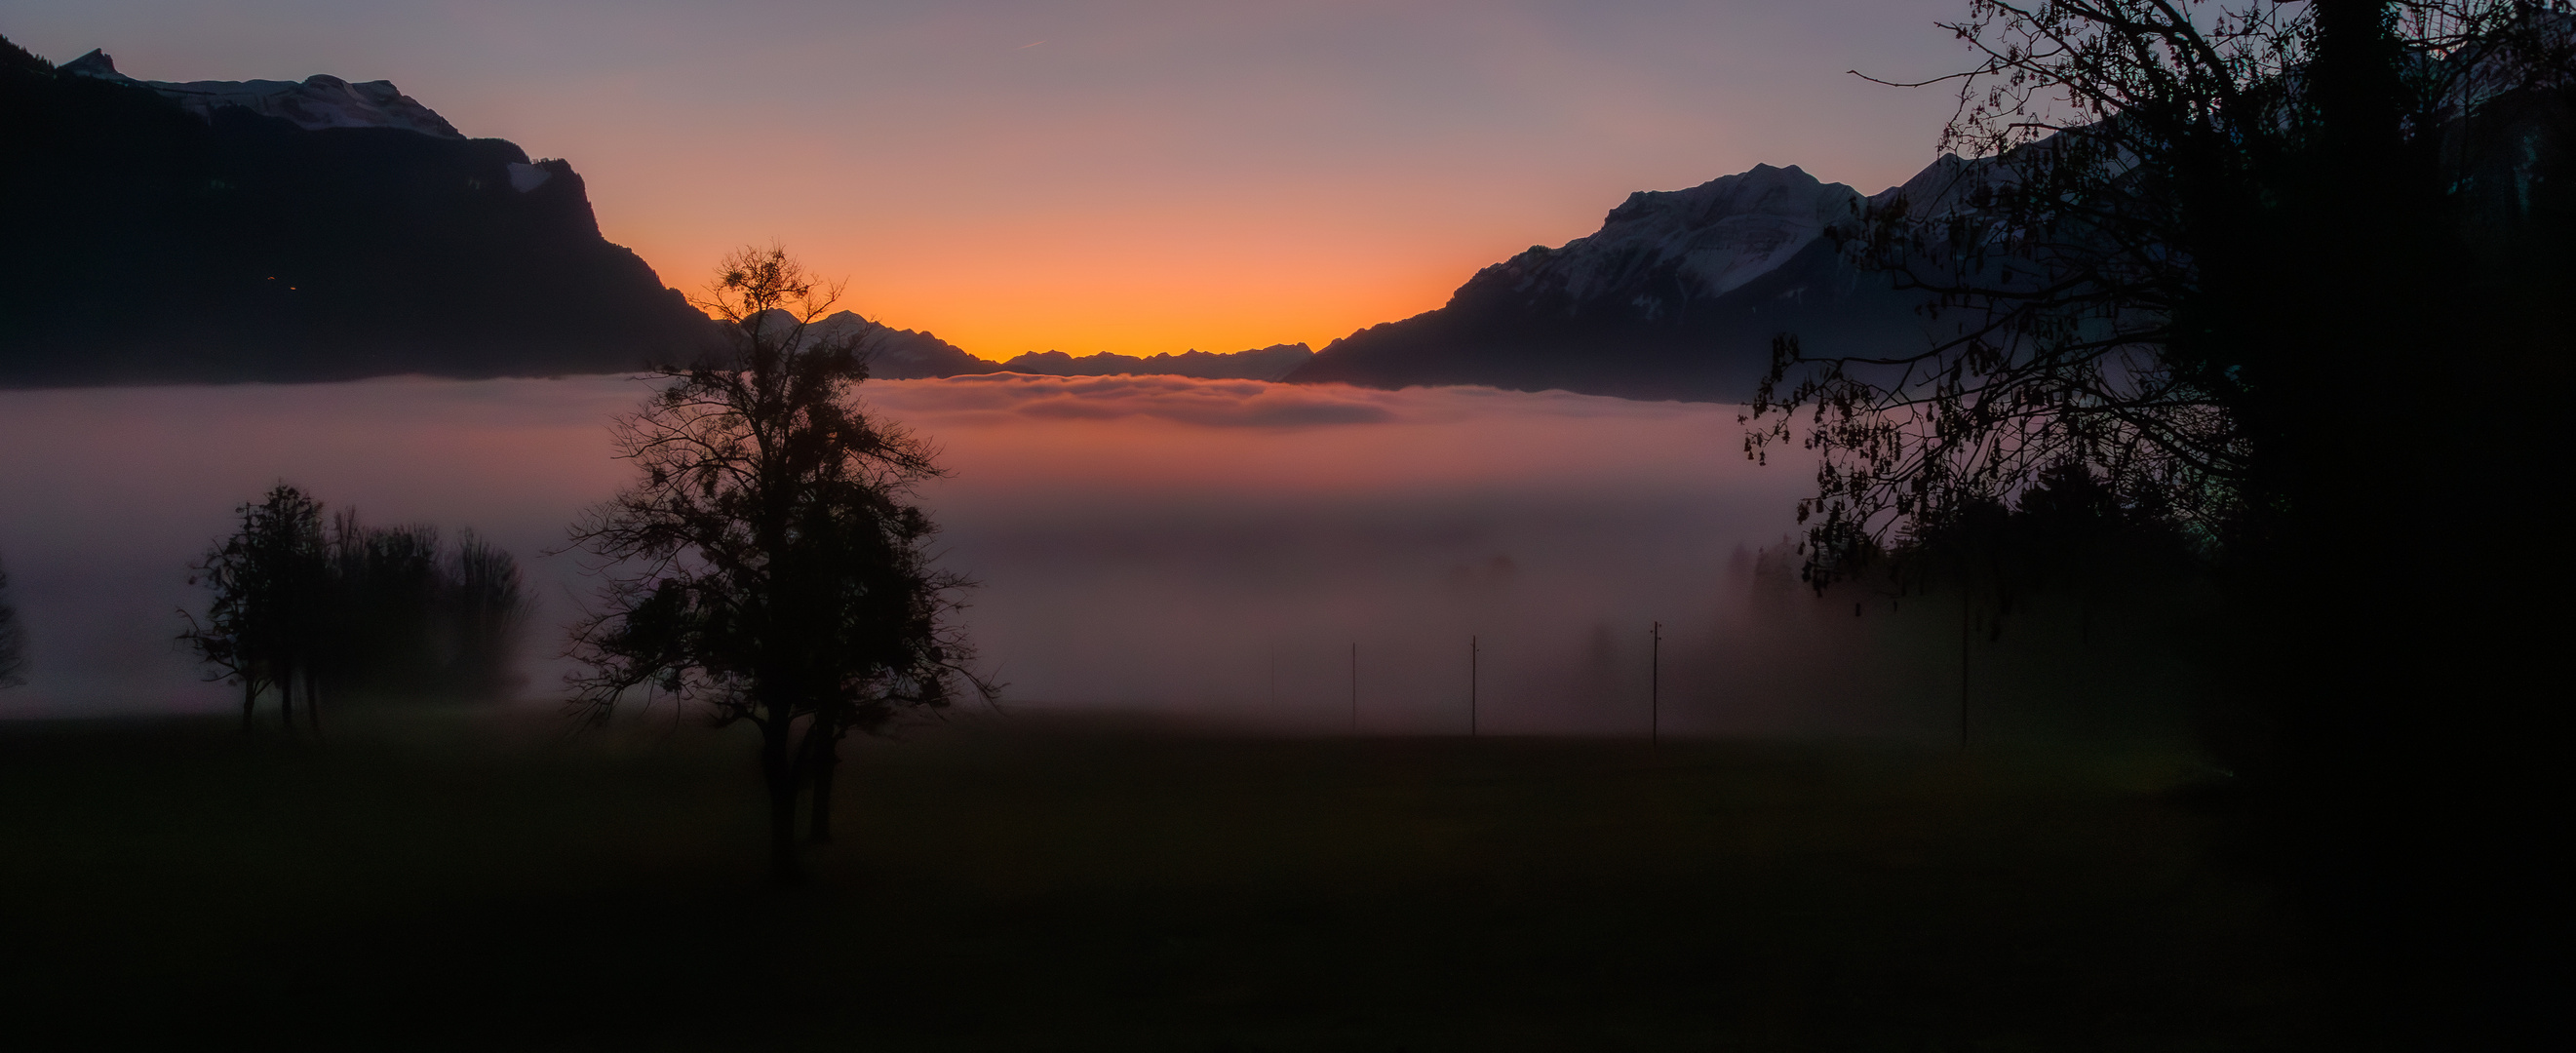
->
[791,311,1314,381]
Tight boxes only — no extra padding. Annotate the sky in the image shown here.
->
[4,0,1980,358]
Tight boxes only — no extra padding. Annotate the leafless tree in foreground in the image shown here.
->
[1747,0,2574,578]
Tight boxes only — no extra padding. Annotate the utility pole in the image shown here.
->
[1470,635,1479,738]
[1650,621,1661,746]
[1349,642,1358,734]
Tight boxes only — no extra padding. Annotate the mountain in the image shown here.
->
[59,49,466,138]
[0,38,717,385]
[995,344,1313,381]
[1284,163,1939,402]
[777,311,1313,381]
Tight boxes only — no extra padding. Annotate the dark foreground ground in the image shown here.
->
[0,710,2298,1051]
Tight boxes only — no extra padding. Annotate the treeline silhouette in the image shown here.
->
[184,484,526,730]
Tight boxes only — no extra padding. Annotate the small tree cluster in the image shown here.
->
[321,513,528,701]
[184,485,527,730]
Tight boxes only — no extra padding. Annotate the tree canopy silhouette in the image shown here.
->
[566,246,987,883]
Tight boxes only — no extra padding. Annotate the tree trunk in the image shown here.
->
[277,661,295,732]
[242,680,256,733]
[305,670,321,734]
[761,714,803,885]
[807,722,839,844]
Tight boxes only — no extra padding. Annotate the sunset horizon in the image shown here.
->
[4,1,1976,359]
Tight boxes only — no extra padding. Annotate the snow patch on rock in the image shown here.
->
[506,162,553,192]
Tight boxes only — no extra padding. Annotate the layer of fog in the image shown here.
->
[0,374,2200,741]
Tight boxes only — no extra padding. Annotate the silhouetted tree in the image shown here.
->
[1748,2,2575,1042]
[445,529,528,698]
[184,484,326,731]
[567,246,987,882]
[315,512,527,702]
[0,551,26,688]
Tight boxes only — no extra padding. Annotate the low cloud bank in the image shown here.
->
[870,372,1409,428]
[0,375,2198,741]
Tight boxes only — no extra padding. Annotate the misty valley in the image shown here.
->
[6,2,2567,1047]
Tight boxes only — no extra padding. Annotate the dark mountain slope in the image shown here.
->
[0,39,716,385]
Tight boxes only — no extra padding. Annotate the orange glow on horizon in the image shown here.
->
[610,205,1531,361]
[647,241,1475,360]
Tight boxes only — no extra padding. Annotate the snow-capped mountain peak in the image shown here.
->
[60,49,464,139]
[1510,163,1868,304]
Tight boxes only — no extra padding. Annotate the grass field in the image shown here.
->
[0,710,2300,1050]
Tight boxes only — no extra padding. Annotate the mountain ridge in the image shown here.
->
[1283,162,1935,401]
[0,35,718,385]
[791,311,1313,382]
[59,48,466,139]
